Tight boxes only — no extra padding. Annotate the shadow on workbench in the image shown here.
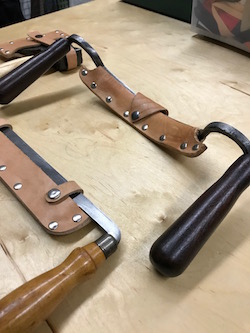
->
[0,86,84,116]
[153,202,249,292]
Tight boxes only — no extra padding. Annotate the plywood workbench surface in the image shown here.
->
[0,1,249,332]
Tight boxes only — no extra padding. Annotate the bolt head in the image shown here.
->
[106,96,112,103]
[48,189,61,200]
[49,221,58,230]
[131,111,140,120]
[73,214,82,223]
[13,183,22,190]
[159,135,166,141]
[180,142,188,150]
[192,144,199,151]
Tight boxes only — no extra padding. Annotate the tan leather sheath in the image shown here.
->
[0,120,90,235]
[79,66,207,157]
[0,30,77,70]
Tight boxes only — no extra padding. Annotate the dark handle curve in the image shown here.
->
[150,153,250,277]
[0,38,70,104]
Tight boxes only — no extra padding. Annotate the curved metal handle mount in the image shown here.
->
[198,121,250,154]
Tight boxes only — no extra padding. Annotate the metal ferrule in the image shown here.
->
[96,234,118,258]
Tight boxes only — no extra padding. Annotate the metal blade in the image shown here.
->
[1,127,120,242]
[74,195,120,242]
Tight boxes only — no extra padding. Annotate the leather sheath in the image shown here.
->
[0,30,77,70]
[0,120,90,235]
[79,66,207,157]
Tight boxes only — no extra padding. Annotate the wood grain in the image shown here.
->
[0,1,249,332]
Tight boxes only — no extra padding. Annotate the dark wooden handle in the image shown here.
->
[0,242,106,333]
[0,38,70,104]
[150,153,250,277]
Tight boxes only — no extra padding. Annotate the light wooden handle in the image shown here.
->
[0,242,106,333]
[0,57,31,78]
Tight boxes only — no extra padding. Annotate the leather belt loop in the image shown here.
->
[46,181,83,203]
[27,30,68,46]
[79,66,207,157]
[65,48,78,70]
[130,93,168,123]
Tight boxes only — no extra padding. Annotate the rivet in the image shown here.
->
[180,142,188,150]
[192,144,200,151]
[5,50,10,54]
[9,41,14,44]
[123,111,129,117]
[0,165,6,171]
[106,96,112,103]
[47,189,61,200]
[73,214,82,223]
[60,33,64,37]
[48,221,58,230]
[0,48,3,51]
[82,69,88,76]
[131,111,140,120]
[26,37,31,41]
[35,34,43,38]
[159,135,166,141]
[55,30,59,33]
[91,82,97,89]
[142,124,148,131]
[14,183,22,190]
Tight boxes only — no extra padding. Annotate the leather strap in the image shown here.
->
[0,118,12,130]
[0,130,91,235]
[79,66,207,157]
[45,181,83,203]
[0,30,77,70]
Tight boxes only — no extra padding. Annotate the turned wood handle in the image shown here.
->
[150,153,250,277]
[0,38,70,104]
[0,242,106,333]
